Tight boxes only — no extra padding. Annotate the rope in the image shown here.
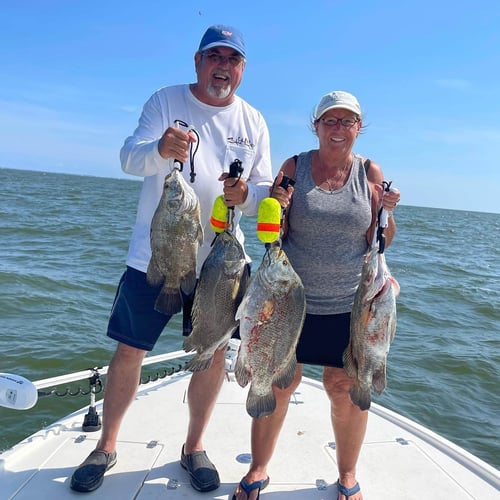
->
[37,359,190,400]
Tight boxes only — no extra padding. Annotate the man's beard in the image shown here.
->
[206,82,231,99]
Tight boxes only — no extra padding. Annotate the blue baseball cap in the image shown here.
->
[198,25,246,58]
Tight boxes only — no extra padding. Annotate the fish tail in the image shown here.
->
[154,288,182,315]
[349,382,371,411]
[246,386,276,418]
[184,355,214,372]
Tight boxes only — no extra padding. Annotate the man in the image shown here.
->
[70,24,273,493]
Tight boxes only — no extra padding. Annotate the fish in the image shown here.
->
[343,246,400,411]
[183,229,249,371]
[234,244,306,418]
[147,167,203,315]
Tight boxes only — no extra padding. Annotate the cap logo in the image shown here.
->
[221,30,232,37]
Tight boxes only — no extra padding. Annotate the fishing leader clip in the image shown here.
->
[226,159,245,229]
[227,158,244,187]
[376,180,393,254]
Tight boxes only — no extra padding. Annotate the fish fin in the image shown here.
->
[197,224,204,245]
[181,270,197,297]
[342,344,358,378]
[371,366,387,394]
[234,354,251,388]
[234,265,250,304]
[246,386,276,418]
[390,276,401,297]
[389,327,397,343]
[154,288,182,315]
[389,317,397,343]
[349,382,371,411]
[146,260,163,286]
[183,335,195,353]
[234,296,248,322]
[272,356,297,389]
[184,355,213,372]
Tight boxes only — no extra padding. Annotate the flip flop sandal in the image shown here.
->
[337,480,361,499]
[232,476,270,500]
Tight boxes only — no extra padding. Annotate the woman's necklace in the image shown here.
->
[318,158,352,194]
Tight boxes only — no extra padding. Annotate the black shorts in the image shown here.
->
[296,312,351,368]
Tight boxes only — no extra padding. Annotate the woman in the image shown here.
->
[232,90,401,500]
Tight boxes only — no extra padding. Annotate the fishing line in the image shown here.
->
[174,119,200,182]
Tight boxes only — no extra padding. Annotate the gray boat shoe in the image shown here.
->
[70,449,117,492]
[180,445,220,492]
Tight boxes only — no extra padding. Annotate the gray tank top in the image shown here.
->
[282,150,372,314]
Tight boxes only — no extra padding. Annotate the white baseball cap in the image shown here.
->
[315,91,362,119]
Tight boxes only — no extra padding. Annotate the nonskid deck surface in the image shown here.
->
[1,372,499,499]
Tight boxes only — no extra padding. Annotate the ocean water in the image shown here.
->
[0,167,499,470]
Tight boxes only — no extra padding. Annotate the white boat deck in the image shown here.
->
[1,371,499,499]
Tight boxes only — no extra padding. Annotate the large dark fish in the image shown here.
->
[147,168,203,315]
[183,230,249,371]
[235,244,306,418]
[343,246,400,410]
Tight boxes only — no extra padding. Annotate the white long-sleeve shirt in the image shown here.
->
[120,84,273,275]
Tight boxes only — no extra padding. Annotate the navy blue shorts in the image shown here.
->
[107,265,246,351]
[107,267,174,351]
[295,312,351,368]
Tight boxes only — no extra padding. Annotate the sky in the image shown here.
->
[1,0,499,214]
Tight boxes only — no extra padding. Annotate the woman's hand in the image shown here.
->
[381,186,401,212]
[270,171,294,208]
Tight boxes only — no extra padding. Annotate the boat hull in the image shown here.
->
[1,370,499,499]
